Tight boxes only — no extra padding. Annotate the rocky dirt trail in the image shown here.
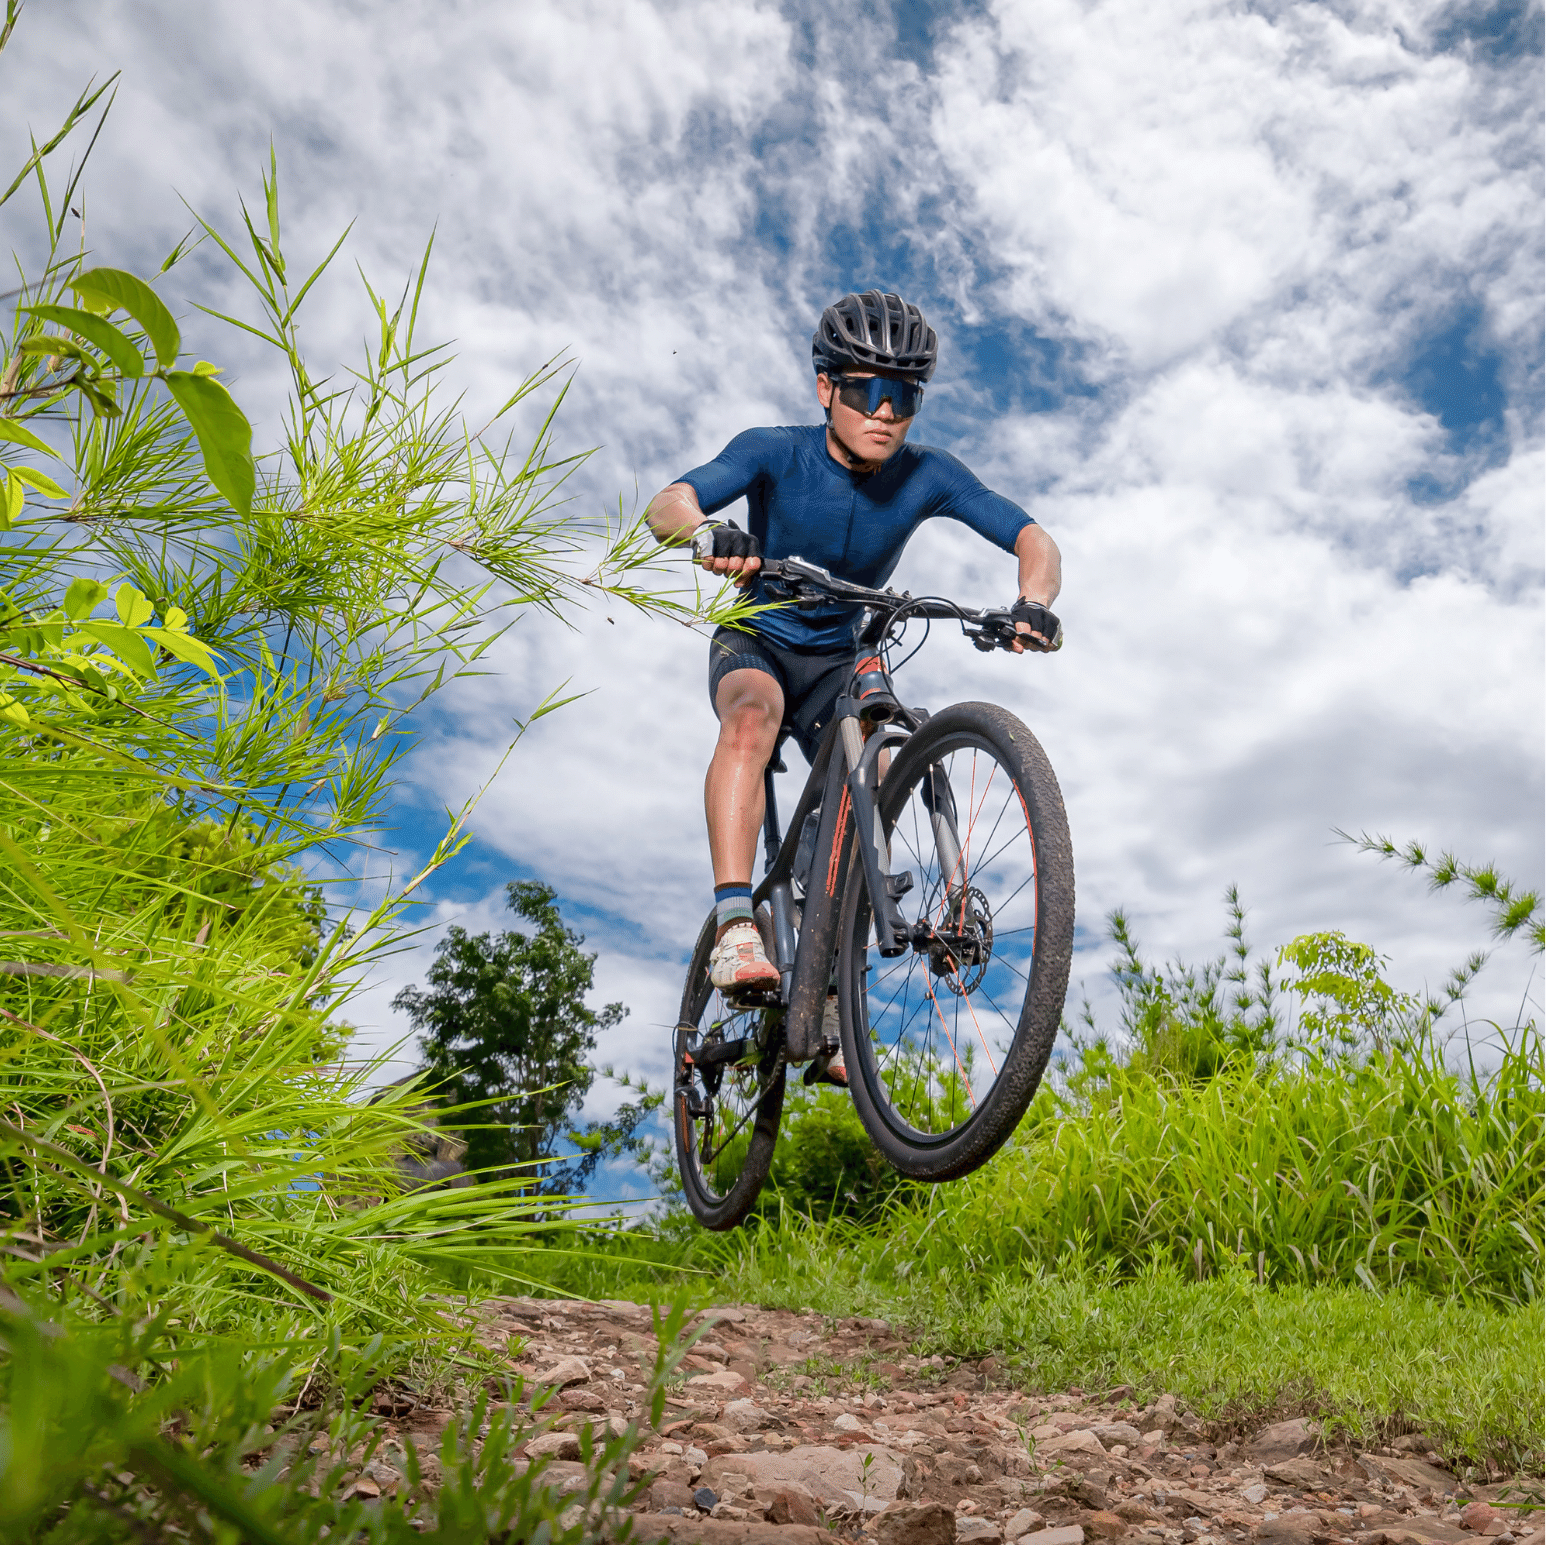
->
[377,1297,1543,1545]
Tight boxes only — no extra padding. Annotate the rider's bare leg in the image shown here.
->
[706,668,785,940]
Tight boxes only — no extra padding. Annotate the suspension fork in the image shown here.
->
[922,759,964,894]
[840,710,916,958]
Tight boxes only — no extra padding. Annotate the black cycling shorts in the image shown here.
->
[708,626,851,765]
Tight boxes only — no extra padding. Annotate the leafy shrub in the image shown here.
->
[0,14,737,1529]
[762,1081,912,1224]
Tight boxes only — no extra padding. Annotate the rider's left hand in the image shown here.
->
[1009,597,1063,653]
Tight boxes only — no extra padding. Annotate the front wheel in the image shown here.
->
[838,702,1074,1181]
[674,911,786,1229]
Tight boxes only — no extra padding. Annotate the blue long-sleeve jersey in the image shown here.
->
[677,425,1033,651]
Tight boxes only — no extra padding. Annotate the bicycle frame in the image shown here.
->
[748,654,963,1063]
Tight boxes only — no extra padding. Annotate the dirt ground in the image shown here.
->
[367,1295,1543,1545]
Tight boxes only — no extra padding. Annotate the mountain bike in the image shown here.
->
[674,557,1074,1230]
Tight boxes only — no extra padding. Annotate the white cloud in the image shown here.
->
[2,0,1538,1173]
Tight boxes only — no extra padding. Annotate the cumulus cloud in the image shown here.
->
[2,0,1539,1159]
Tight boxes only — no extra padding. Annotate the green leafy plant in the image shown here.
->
[1276,930,1418,1053]
[0,8,742,1531]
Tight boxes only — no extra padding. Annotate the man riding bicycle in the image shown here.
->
[645,291,1063,1071]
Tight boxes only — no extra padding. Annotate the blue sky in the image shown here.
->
[3,0,1542,1205]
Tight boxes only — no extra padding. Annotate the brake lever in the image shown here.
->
[973,608,1021,653]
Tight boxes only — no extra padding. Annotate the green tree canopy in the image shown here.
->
[395,881,629,1191]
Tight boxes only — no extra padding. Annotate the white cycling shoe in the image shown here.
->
[709,920,780,992]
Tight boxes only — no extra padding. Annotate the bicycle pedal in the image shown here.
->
[725,987,780,1010]
[801,1038,842,1086]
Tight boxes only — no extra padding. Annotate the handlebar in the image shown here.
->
[756,556,1035,655]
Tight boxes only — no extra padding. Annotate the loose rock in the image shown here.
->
[875,1500,959,1545]
[688,1370,752,1396]
[1361,1454,1456,1496]
[526,1431,581,1460]
[629,1515,838,1543]
[1090,1423,1143,1448]
[1252,1519,1317,1545]
[649,1480,697,1512]
[1265,1458,1327,1488]
[1249,1419,1317,1465]
[1039,1430,1105,1457]
[722,1398,768,1434]
[766,1486,820,1526]
[536,1355,591,1389]
[1005,1511,1047,1541]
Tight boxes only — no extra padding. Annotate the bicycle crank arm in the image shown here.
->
[693,1035,757,1067]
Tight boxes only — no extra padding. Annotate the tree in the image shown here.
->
[395,881,637,1192]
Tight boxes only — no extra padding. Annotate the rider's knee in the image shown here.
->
[718,690,781,752]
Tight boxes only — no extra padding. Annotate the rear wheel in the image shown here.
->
[674,910,786,1229]
[838,702,1074,1180]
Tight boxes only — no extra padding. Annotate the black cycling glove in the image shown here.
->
[693,518,762,564]
[1010,597,1063,651]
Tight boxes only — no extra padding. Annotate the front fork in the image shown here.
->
[844,712,966,960]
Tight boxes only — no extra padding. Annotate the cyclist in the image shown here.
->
[645,290,1062,1053]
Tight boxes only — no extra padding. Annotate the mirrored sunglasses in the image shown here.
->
[831,373,925,419]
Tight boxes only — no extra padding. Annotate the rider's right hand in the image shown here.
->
[693,519,763,586]
[1009,597,1063,652]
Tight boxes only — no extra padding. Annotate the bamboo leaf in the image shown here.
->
[114,583,154,627]
[0,419,53,456]
[73,620,157,677]
[20,303,145,376]
[163,370,255,516]
[69,266,181,367]
[11,466,66,499]
[16,334,87,362]
[75,376,120,416]
[61,577,108,620]
[142,626,221,676]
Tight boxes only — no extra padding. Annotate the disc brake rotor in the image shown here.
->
[927,884,993,995]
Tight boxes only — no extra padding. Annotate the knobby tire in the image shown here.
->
[837,702,1074,1181]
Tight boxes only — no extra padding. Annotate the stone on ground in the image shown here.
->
[1248,1418,1317,1465]
[874,1499,959,1545]
[629,1515,839,1543]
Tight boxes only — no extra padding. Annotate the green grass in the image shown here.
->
[909,1021,1543,1305]
[710,1215,1544,1475]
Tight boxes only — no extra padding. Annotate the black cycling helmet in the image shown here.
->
[812,290,938,382]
